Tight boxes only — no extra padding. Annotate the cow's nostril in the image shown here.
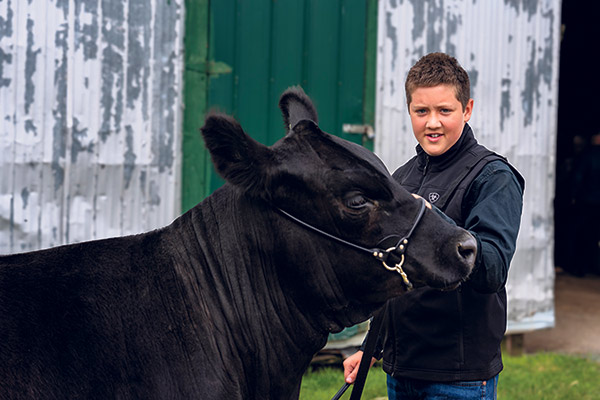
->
[457,234,477,267]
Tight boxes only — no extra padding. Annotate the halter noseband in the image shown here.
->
[276,198,427,290]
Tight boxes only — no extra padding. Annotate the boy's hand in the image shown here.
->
[342,350,377,384]
[411,193,432,209]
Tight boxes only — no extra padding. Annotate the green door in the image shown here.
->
[182,0,377,212]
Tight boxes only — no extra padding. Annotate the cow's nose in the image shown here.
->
[457,232,477,268]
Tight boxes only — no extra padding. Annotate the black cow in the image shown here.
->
[0,87,476,399]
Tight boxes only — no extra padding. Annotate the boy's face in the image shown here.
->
[408,84,473,157]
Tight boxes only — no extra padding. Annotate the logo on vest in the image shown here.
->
[428,192,440,203]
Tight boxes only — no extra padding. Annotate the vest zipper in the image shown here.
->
[457,288,465,366]
[418,156,430,193]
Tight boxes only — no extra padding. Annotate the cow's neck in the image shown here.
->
[174,188,335,397]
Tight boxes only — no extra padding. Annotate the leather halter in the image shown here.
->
[276,198,427,290]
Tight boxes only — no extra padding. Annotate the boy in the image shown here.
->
[343,52,524,399]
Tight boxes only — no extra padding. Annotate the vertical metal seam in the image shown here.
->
[8,0,21,251]
[334,0,342,139]
[301,0,310,90]
[64,0,75,244]
[120,0,131,237]
[232,0,240,116]
[266,0,274,143]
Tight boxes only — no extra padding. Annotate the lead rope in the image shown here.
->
[348,307,385,400]
[331,307,385,400]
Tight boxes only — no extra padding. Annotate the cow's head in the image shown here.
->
[201,87,476,330]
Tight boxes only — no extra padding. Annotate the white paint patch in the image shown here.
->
[0,0,184,254]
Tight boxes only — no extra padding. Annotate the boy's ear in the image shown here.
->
[463,98,474,122]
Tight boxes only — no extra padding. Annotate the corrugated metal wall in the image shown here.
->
[0,0,184,254]
[376,0,561,330]
[1,0,562,333]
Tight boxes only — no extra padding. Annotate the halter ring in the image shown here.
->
[381,255,413,289]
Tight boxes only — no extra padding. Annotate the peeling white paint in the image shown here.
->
[0,0,184,254]
[376,0,561,330]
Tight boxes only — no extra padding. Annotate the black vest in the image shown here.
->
[393,126,507,224]
[380,125,517,382]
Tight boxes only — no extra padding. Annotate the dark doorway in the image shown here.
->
[554,2,600,276]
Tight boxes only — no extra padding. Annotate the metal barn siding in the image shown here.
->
[376,0,561,331]
[0,0,184,254]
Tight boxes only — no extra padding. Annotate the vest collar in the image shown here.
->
[415,124,478,172]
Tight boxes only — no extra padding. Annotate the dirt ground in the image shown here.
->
[522,269,600,358]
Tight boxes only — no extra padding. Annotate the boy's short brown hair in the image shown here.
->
[405,52,471,110]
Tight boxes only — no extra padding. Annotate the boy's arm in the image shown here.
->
[462,161,524,293]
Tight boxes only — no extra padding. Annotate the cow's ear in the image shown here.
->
[201,112,275,197]
[279,86,319,131]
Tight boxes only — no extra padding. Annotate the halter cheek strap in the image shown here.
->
[276,197,427,291]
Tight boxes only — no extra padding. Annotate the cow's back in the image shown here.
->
[0,232,208,398]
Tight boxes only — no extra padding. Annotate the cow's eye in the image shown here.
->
[345,193,370,209]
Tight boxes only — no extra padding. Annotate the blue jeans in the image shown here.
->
[387,374,498,400]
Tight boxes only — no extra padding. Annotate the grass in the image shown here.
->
[500,353,600,399]
[299,365,386,400]
[299,353,600,399]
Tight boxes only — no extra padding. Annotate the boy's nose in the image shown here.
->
[426,114,442,129]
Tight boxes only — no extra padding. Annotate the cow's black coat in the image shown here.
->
[0,87,476,399]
